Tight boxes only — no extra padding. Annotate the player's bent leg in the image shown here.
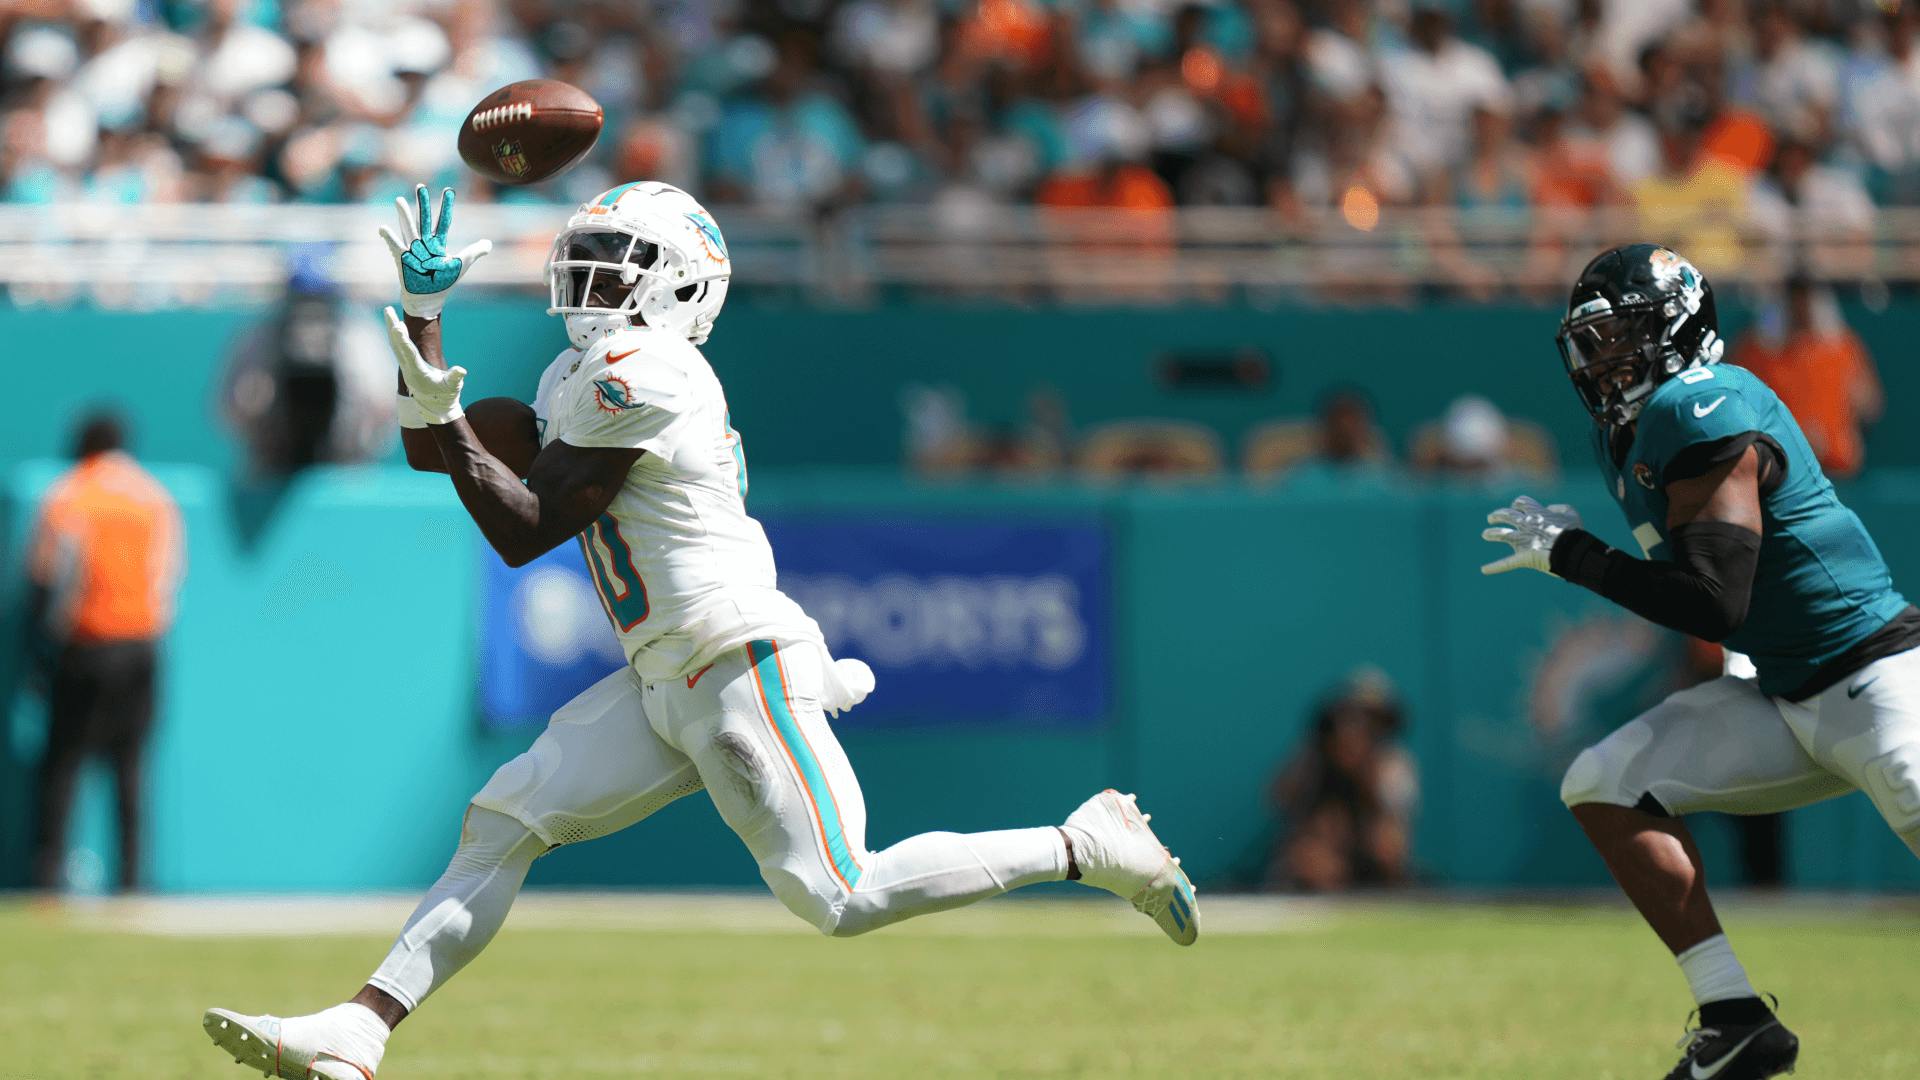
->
[829,826,1068,937]
[204,668,701,1077]
[365,807,544,1012]
[1559,676,1851,820]
[1563,675,1842,1080]
[1778,647,1920,858]
[470,666,705,850]
[652,641,1196,942]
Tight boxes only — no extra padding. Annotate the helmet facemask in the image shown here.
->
[547,224,712,349]
[1558,304,1669,425]
[1557,296,1723,426]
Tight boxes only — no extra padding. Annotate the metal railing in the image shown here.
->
[0,202,1911,306]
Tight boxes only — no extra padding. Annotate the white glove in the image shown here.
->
[396,393,431,430]
[384,307,465,424]
[378,184,492,319]
[1481,495,1581,576]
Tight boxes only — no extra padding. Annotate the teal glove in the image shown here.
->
[378,184,492,319]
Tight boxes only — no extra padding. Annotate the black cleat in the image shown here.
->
[1662,1011,1799,1080]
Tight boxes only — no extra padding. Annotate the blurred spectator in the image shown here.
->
[1848,6,1920,204]
[1630,110,1749,277]
[1747,137,1875,275]
[220,249,395,475]
[1733,276,1882,480]
[1377,4,1508,177]
[1409,394,1557,481]
[1265,668,1418,893]
[902,383,1069,478]
[1077,419,1222,480]
[27,411,183,893]
[1244,388,1392,482]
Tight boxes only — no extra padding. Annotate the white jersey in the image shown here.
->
[531,326,821,681]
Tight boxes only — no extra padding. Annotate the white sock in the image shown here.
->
[365,807,543,1012]
[831,826,1068,936]
[1676,933,1758,1006]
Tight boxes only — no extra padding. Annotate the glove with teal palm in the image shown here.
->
[378,184,491,319]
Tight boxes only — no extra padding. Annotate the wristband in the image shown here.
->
[1549,528,1614,590]
[397,393,431,430]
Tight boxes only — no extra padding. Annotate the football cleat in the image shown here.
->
[1063,788,1199,946]
[203,1007,381,1080]
[1662,1012,1798,1080]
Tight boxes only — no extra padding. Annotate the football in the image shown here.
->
[458,79,603,186]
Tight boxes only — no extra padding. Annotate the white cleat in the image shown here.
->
[202,1007,380,1079]
[1063,788,1200,946]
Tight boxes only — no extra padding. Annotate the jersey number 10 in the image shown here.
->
[579,417,748,635]
[581,514,648,631]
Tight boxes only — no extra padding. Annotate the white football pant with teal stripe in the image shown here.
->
[643,639,1070,936]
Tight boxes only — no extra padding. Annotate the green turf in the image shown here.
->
[4,896,1917,1078]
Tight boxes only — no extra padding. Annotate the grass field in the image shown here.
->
[4,893,1918,1079]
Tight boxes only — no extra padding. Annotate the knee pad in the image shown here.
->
[1558,746,1612,809]
[1559,719,1657,810]
[758,859,844,937]
[449,806,546,875]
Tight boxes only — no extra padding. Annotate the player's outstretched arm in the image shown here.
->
[1487,449,1766,642]
[384,307,637,565]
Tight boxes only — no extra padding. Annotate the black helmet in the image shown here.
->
[1556,243,1723,425]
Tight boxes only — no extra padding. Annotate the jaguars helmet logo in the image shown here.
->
[593,375,639,413]
[1647,248,1706,314]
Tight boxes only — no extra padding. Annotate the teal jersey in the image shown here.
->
[1591,363,1907,697]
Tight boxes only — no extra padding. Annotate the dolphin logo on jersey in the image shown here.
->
[686,211,728,262]
[1634,462,1657,490]
[593,375,640,413]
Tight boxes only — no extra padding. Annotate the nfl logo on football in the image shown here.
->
[493,139,530,180]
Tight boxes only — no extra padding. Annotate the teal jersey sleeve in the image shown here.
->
[1633,369,1764,485]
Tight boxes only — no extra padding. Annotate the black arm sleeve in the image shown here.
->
[1549,522,1763,642]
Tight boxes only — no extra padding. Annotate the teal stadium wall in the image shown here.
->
[3,299,1918,893]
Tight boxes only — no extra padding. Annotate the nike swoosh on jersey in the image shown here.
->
[1693,396,1728,418]
[606,348,640,364]
[1691,1027,1770,1079]
[1848,676,1879,699]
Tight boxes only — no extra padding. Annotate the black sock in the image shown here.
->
[1700,997,1774,1028]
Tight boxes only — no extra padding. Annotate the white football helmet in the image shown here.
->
[546,181,732,349]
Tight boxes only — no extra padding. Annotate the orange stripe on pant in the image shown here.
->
[746,640,863,890]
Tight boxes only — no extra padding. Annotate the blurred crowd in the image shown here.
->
[2,0,1915,246]
[906,379,1565,484]
[904,273,1885,483]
